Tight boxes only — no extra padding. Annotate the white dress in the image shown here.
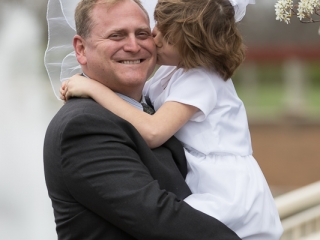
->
[143,66,283,240]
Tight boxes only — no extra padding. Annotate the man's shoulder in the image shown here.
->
[59,98,111,118]
[48,98,120,130]
[63,97,104,112]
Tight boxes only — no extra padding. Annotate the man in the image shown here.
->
[43,0,241,239]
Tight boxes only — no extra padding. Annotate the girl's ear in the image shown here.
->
[73,35,87,65]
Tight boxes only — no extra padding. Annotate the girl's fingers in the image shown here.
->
[65,89,72,101]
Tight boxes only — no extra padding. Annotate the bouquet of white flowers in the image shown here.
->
[275,0,320,24]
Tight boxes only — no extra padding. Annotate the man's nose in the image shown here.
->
[123,36,141,52]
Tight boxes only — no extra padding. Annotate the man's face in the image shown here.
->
[76,0,156,101]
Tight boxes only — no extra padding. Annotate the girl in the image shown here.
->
[61,0,283,239]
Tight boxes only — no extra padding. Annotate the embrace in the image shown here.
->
[43,0,283,239]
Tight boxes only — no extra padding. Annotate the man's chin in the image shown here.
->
[125,73,148,84]
[122,62,155,77]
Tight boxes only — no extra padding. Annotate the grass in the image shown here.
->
[233,62,320,121]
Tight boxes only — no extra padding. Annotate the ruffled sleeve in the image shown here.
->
[164,68,218,122]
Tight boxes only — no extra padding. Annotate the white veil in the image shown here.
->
[44,0,254,100]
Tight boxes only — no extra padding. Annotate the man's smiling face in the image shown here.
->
[77,0,156,101]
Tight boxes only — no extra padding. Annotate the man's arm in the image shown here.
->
[60,108,240,240]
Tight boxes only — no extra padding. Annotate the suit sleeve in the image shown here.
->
[60,111,240,240]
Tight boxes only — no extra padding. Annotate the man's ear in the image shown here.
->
[73,35,87,65]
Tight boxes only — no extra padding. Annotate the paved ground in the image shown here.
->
[249,122,320,197]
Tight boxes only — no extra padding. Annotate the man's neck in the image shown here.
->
[81,72,144,111]
[81,72,142,103]
[115,93,145,111]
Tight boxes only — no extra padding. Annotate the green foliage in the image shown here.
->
[307,62,320,87]
[233,62,320,120]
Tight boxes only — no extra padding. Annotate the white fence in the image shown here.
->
[275,181,320,240]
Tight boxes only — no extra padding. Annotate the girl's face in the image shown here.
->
[152,26,181,66]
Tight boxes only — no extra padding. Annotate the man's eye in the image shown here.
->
[138,31,150,39]
[109,34,123,39]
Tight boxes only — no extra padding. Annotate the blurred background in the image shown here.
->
[0,0,319,239]
[236,1,320,197]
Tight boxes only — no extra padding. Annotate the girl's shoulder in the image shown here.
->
[153,65,178,79]
[154,66,221,80]
[149,66,224,90]
[171,67,223,87]
[175,67,222,80]
[143,66,178,96]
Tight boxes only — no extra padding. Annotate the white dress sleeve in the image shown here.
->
[164,68,218,122]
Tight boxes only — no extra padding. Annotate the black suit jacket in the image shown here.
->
[43,98,240,240]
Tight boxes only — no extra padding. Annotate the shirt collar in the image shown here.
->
[82,73,144,111]
[115,92,144,111]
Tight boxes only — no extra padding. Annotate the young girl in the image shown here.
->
[61,0,283,239]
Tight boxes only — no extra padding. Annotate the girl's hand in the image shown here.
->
[59,74,92,101]
[60,81,68,102]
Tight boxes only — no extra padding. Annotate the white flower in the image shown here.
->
[275,0,293,23]
[297,9,306,20]
[275,0,320,23]
[309,0,320,8]
[297,0,314,16]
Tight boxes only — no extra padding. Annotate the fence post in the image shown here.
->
[282,58,308,119]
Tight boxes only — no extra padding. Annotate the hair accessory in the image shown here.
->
[229,0,255,22]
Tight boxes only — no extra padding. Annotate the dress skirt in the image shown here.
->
[183,150,283,240]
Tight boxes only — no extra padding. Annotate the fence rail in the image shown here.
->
[275,181,320,240]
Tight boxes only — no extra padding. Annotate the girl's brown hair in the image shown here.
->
[154,0,245,80]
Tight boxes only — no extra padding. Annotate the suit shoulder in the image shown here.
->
[46,98,123,133]
[58,98,113,120]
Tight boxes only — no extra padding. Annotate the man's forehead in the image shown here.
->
[93,0,149,20]
[94,0,145,12]
[108,26,150,32]
[95,0,119,8]
[90,1,150,31]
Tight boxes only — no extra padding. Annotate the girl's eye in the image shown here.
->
[165,38,173,45]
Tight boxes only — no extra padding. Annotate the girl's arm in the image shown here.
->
[62,74,198,148]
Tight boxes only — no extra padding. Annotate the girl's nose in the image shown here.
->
[152,27,163,48]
